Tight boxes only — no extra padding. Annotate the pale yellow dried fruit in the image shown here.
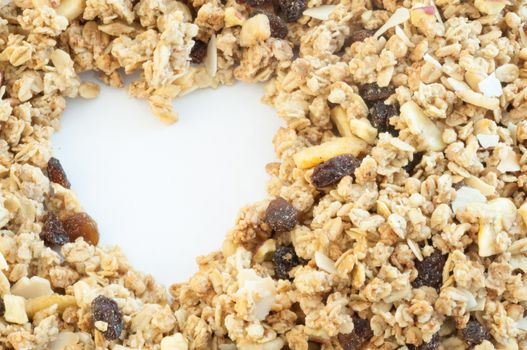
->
[293,137,368,169]
[4,294,28,324]
[26,294,77,318]
[56,0,86,21]
[239,14,270,47]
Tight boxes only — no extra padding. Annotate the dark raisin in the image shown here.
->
[407,333,440,350]
[359,83,395,102]
[91,295,123,340]
[0,298,4,316]
[190,40,207,64]
[311,154,362,188]
[273,245,302,279]
[264,197,299,232]
[411,250,447,289]
[369,101,399,134]
[337,316,374,350]
[404,152,424,175]
[62,212,100,245]
[278,0,306,22]
[47,157,71,189]
[349,29,375,43]
[462,318,491,346]
[40,212,69,246]
[267,13,288,38]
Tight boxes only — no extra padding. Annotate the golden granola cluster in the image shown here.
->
[1,0,527,349]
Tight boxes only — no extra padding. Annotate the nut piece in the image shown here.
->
[11,276,53,299]
[410,6,436,27]
[495,64,520,83]
[78,82,100,99]
[349,118,378,144]
[253,239,276,263]
[49,332,80,350]
[456,89,500,110]
[400,101,445,151]
[239,14,271,47]
[293,137,368,169]
[161,333,188,350]
[474,0,507,15]
[331,106,352,137]
[26,294,77,318]
[477,198,517,257]
[4,295,28,324]
[55,0,86,20]
[224,7,245,28]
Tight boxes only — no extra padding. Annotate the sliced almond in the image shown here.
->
[476,134,499,148]
[330,106,352,137]
[55,0,86,21]
[0,252,7,271]
[400,100,445,151]
[26,294,77,318]
[423,53,441,69]
[253,239,276,263]
[348,118,377,144]
[239,14,270,47]
[302,5,337,20]
[464,176,495,196]
[205,34,217,77]
[314,251,337,274]
[11,276,53,299]
[446,77,470,92]
[395,26,414,47]
[407,239,423,261]
[497,146,520,173]
[374,7,410,39]
[451,186,486,214]
[293,136,368,169]
[456,90,499,110]
[4,294,28,324]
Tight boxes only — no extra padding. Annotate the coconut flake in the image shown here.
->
[314,251,337,274]
[395,25,415,47]
[517,317,527,331]
[498,147,521,173]
[0,252,7,271]
[478,73,503,98]
[237,269,275,321]
[205,34,217,77]
[374,7,410,39]
[451,186,486,214]
[302,5,337,20]
[476,134,499,149]
[423,53,441,69]
[11,276,53,299]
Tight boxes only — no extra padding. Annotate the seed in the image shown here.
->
[359,83,395,102]
[264,197,299,232]
[404,152,424,175]
[40,212,69,246]
[311,154,362,188]
[407,333,440,350]
[91,295,123,341]
[461,318,491,346]
[62,212,100,245]
[273,245,303,279]
[337,316,374,350]
[278,0,307,22]
[190,40,207,64]
[411,250,447,289]
[47,157,71,189]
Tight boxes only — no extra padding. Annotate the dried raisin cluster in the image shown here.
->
[337,316,374,350]
[411,250,447,289]
[273,245,303,279]
[40,213,69,247]
[462,318,491,346]
[264,197,299,232]
[47,157,71,189]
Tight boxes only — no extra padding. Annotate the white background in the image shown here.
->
[52,81,283,286]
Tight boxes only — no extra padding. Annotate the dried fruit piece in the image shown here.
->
[311,154,362,188]
[247,0,270,7]
[369,101,399,134]
[47,157,71,189]
[278,0,307,22]
[26,294,76,318]
[337,316,374,350]
[264,197,298,232]
[350,29,375,43]
[359,83,395,102]
[404,152,424,175]
[267,13,288,38]
[462,318,491,346]
[91,295,123,341]
[411,250,447,289]
[62,212,100,245]
[407,333,440,350]
[190,40,207,64]
[40,212,69,246]
[273,245,302,279]
[240,14,271,47]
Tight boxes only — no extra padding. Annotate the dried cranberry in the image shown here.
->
[264,197,299,232]
[369,101,399,135]
[62,212,100,245]
[337,316,374,350]
[190,40,207,64]
[311,154,362,188]
[412,250,447,289]
[350,29,375,43]
[40,212,69,246]
[359,83,395,102]
[273,245,302,279]
[462,318,491,346]
[404,152,424,175]
[267,13,288,38]
[278,0,306,22]
[91,295,123,340]
[47,157,71,189]
[408,333,440,350]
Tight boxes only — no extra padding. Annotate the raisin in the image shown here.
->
[247,0,270,6]
[411,250,447,289]
[190,40,207,64]
[311,154,362,188]
[40,212,69,246]
[461,318,491,346]
[369,101,399,134]
[337,316,374,350]
[349,29,375,43]
[264,197,299,232]
[404,152,424,175]
[273,245,302,279]
[91,295,123,340]
[0,298,4,316]
[267,13,288,38]
[47,157,71,189]
[62,212,100,245]
[278,0,306,22]
[359,83,395,102]
[407,333,440,350]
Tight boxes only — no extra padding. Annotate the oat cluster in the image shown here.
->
[0,0,527,349]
